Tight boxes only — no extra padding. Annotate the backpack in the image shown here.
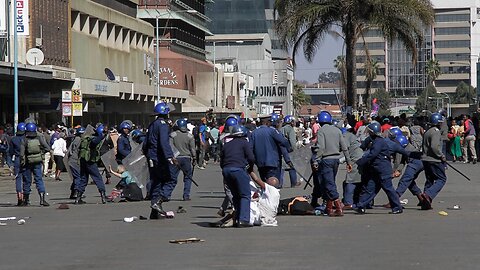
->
[192,126,200,144]
[79,136,93,162]
[26,138,43,164]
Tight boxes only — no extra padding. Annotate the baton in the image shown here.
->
[446,162,471,181]
[303,172,314,190]
[176,163,199,187]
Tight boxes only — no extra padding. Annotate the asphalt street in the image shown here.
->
[0,162,479,270]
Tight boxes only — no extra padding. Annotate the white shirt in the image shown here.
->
[187,123,194,134]
[52,138,67,157]
[250,182,280,226]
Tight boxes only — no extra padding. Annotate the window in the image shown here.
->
[435,13,470,23]
[435,40,470,48]
[435,27,470,35]
[355,42,385,50]
[435,53,470,61]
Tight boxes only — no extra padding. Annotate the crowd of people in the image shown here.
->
[0,105,476,227]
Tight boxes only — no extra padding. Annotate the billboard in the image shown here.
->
[11,0,29,36]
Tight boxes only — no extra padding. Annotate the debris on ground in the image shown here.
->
[123,216,138,223]
[169,238,205,244]
[438,211,448,216]
[58,204,69,210]
[17,219,26,225]
[177,206,187,213]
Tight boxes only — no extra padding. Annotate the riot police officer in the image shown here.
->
[143,102,176,219]
[10,122,26,206]
[116,121,132,163]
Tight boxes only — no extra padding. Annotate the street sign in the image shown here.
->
[72,89,82,102]
[72,103,83,116]
[62,103,72,116]
[62,90,72,103]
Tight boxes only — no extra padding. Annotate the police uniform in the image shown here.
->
[116,131,131,163]
[67,133,82,199]
[10,131,25,205]
[169,126,196,200]
[395,143,423,199]
[342,131,363,207]
[251,124,289,181]
[280,122,298,187]
[143,116,175,218]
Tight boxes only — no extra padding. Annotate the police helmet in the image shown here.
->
[131,129,142,139]
[270,113,281,124]
[225,115,239,128]
[340,127,348,134]
[153,102,170,115]
[229,125,245,137]
[119,122,132,130]
[429,113,444,125]
[388,127,403,139]
[317,111,332,124]
[367,121,382,136]
[96,124,105,135]
[17,122,26,134]
[284,115,294,124]
[438,109,447,117]
[75,127,86,136]
[396,135,408,148]
[26,123,37,132]
[176,118,188,131]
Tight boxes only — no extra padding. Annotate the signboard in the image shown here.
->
[255,86,287,97]
[62,90,72,103]
[62,103,72,116]
[0,0,6,33]
[72,103,83,116]
[11,0,29,36]
[159,67,179,86]
[72,89,82,102]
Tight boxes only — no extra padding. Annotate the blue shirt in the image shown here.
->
[357,136,392,179]
[221,137,255,168]
[251,125,290,168]
[10,135,23,157]
[116,133,131,160]
[143,118,174,162]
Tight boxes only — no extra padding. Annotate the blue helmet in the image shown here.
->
[241,125,249,137]
[388,127,403,139]
[176,118,188,131]
[396,135,409,148]
[153,102,170,115]
[131,129,142,139]
[332,119,339,126]
[26,123,37,132]
[270,113,281,124]
[75,127,86,136]
[96,124,105,135]
[367,121,382,136]
[17,122,26,134]
[229,125,245,137]
[340,127,348,134]
[317,111,332,124]
[430,113,444,125]
[119,122,132,130]
[225,115,239,128]
[284,115,294,124]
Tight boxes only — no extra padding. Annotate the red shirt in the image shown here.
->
[381,123,392,133]
[354,121,363,132]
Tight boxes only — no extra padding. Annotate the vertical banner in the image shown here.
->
[0,0,6,33]
[62,103,72,117]
[11,0,29,36]
[72,103,83,116]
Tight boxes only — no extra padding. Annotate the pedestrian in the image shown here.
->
[209,123,220,163]
[9,122,26,206]
[116,121,132,164]
[52,132,68,181]
[251,113,290,182]
[143,102,176,219]
[355,121,403,214]
[220,125,256,227]
[197,117,208,169]
[169,118,196,201]
[420,113,448,210]
[76,124,108,204]
[450,119,463,162]
[20,123,51,206]
[342,127,364,210]
[311,111,352,216]
[462,114,477,164]
[67,127,84,199]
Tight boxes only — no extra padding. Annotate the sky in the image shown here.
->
[292,35,344,84]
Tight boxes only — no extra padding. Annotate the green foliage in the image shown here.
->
[318,71,341,84]
[368,88,391,116]
[452,81,476,104]
[415,84,440,113]
[426,59,441,84]
[292,82,311,115]
[274,0,435,109]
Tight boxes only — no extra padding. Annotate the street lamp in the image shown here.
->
[439,92,451,117]
[153,9,197,103]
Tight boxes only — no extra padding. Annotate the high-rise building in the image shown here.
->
[356,0,480,102]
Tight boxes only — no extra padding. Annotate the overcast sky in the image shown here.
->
[292,35,344,84]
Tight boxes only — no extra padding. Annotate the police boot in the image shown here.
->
[75,192,86,205]
[21,194,30,206]
[151,199,166,216]
[149,209,159,220]
[39,192,50,207]
[325,200,334,216]
[100,191,107,204]
[69,190,76,200]
[16,192,23,206]
[332,199,344,217]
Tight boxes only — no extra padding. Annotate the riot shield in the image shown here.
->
[100,148,119,180]
[122,144,149,193]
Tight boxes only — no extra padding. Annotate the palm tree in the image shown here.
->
[364,58,379,111]
[274,0,435,110]
[334,55,347,105]
[425,59,441,110]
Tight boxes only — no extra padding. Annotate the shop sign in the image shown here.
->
[72,89,82,102]
[11,0,29,35]
[255,86,287,97]
[62,103,72,116]
[72,103,83,116]
[159,67,179,86]
[62,90,72,103]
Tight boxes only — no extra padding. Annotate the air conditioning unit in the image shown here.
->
[115,75,120,82]
[122,76,128,82]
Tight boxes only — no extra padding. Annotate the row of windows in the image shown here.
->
[356,56,385,63]
[435,79,470,87]
[435,13,470,23]
[435,27,470,35]
[440,66,470,74]
[356,68,386,76]
[435,40,470,48]
[435,53,470,61]
[355,42,385,50]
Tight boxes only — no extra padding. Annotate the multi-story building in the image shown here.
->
[205,0,294,115]
[356,0,480,106]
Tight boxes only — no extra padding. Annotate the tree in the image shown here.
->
[426,59,441,84]
[274,0,435,111]
[318,71,341,84]
[452,81,476,104]
[292,82,312,115]
[415,84,440,113]
[368,88,391,116]
[364,58,379,112]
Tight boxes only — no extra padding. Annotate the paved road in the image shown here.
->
[0,162,479,270]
